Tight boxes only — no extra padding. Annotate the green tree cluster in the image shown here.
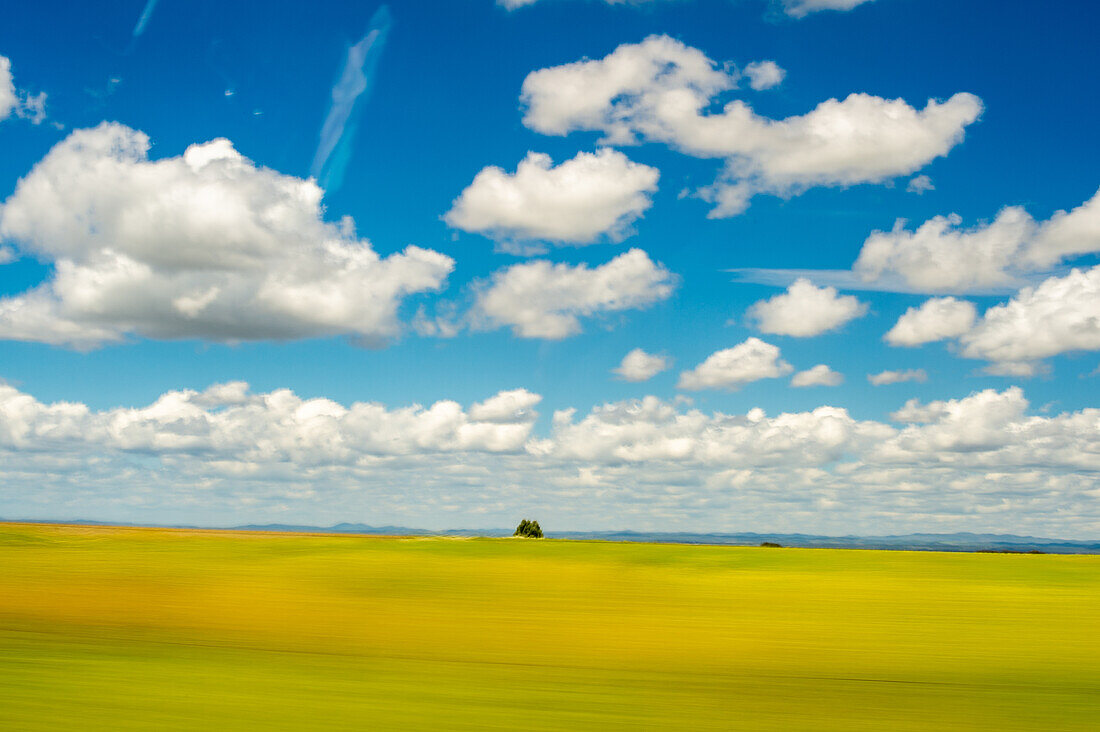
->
[513,519,543,538]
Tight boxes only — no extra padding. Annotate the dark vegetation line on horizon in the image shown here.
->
[3,518,1100,554]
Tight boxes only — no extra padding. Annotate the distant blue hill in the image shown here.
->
[6,518,1096,553]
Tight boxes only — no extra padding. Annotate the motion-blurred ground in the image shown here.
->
[1,523,1098,730]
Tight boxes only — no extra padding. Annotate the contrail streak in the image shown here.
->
[310,5,392,193]
[132,0,160,37]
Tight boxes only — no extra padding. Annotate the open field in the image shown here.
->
[1,523,1099,730]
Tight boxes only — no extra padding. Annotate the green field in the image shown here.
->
[1,523,1098,730]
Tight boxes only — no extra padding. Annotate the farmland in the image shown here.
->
[1,522,1098,730]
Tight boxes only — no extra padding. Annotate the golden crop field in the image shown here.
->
[1,522,1098,730]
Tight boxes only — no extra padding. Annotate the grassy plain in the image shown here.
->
[1,522,1098,730]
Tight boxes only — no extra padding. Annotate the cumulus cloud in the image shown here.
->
[747,278,867,336]
[779,0,877,18]
[791,364,843,387]
[0,381,540,459]
[470,248,675,339]
[521,35,981,217]
[2,381,1097,535]
[444,149,659,249]
[743,60,785,90]
[959,265,1100,368]
[853,188,1100,293]
[885,297,977,347]
[868,368,927,386]
[613,348,670,381]
[0,123,453,347]
[678,338,792,390]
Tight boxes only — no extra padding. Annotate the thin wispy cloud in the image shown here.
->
[311,4,393,193]
[132,0,160,37]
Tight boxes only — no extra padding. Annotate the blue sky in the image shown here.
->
[0,0,1097,535]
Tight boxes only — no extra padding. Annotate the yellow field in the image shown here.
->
[1,522,1098,730]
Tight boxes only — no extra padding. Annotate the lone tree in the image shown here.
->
[513,519,543,538]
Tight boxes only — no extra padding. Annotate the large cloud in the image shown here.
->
[444,149,659,249]
[0,124,454,347]
[521,36,981,217]
[470,248,675,339]
[4,381,1096,535]
[853,188,1100,293]
[959,265,1100,369]
[678,337,792,390]
[0,381,541,459]
[747,278,866,336]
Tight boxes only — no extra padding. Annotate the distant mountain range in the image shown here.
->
[5,518,1100,553]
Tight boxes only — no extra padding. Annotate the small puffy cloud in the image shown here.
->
[0,123,453,347]
[885,297,977,346]
[791,364,843,387]
[853,188,1100,293]
[444,149,659,249]
[468,389,542,423]
[613,348,670,381]
[678,337,793,390]
[471,248,675,339]
[780,0,876,18]
[747,278,867,337]
[868,368,927,386]
[959,265,1100,367]
[521,35,981,217]
[743,60,785,90]
[907,174,934,194]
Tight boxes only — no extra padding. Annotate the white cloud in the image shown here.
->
[780,0,876,18]
[743,60,785,90]
[868,368,927,386]
[467,389,543,423]
[1027,187,1100,268]
[521,36,981,217]
[0,55,47,125]
[0,123,453,347]
[471,248,675,339]
[0,56,14,121]
[791,364,843,387]
[444,149,659,249]
[854,208,1034,293]
[853,188,1100,293]
[0,381,540,459]
[2,381,1098,536]
[678,338,793,390]
[959,265,1100,367]
[885,297,977,347]
[747,278,867,336]
[613,348,670,381]
[907,174,934,194]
